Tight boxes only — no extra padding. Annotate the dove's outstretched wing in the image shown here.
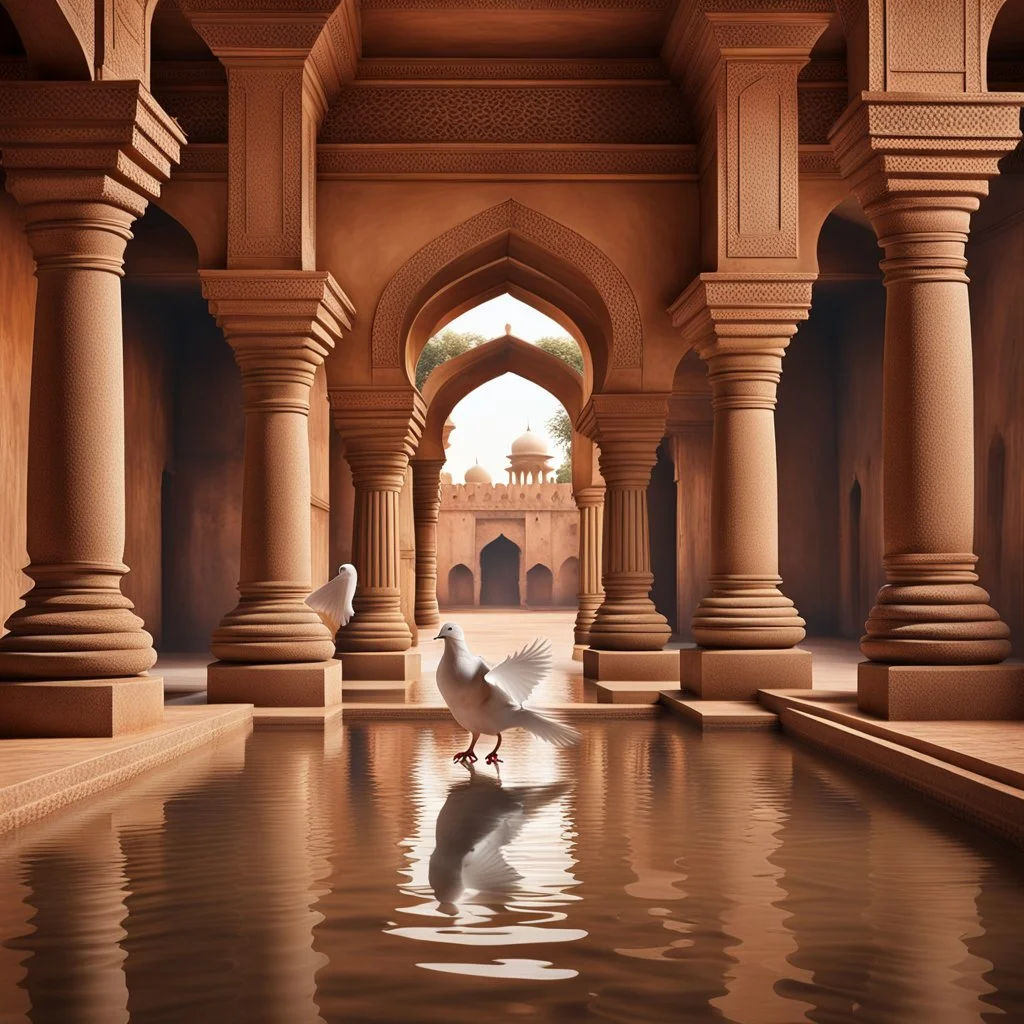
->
[462,835,523,895]
[484,637,552,705]
[305,566,357,635]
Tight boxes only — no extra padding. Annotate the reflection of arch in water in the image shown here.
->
[447,563,474,606]
[556,557,579,606]
[526,563,553,606]
[480,536,521,607]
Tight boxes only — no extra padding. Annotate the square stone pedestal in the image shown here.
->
[583,649,680,683]
[339,651,421,681]
[207,660,341,707]
[858,661,1024,720]
[681,648,812,700]
[0,676,165,738]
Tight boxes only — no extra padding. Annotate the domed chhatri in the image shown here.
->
[510,425,549,457]
[507,425,554,485]
[464,460,492,485]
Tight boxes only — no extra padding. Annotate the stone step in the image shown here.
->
[594,680,665,704]
[659,691,779,729]
[341,680,413,703]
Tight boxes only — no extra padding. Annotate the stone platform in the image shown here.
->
[0,704,252,834]
[760,689,1024,847]
[659,691,779,730]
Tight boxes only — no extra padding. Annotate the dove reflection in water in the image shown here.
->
[429,768,570,915]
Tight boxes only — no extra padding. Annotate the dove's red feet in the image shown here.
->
[453,750,477,763]
[485,753,503,765]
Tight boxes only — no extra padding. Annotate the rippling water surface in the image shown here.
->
[0,720,1021,1023]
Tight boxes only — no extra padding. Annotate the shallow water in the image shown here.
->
[0,720,1021,1023]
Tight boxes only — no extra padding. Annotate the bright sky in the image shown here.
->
[439,295,573,483]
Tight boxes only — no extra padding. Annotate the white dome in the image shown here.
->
[510,427,548,457]
[464,462,492,484]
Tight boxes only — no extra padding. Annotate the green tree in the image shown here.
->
[415,328,487,390]
[535,336,584,374]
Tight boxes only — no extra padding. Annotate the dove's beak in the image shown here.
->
[433,634,443,640]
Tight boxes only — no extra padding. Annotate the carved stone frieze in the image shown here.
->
[356,57,668,80]
[320,84,693,145]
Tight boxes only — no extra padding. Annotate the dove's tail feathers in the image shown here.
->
[516,708,581,748]
[305,573,356,636]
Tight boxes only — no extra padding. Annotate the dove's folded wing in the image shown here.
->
[305,572,357,635]
[484,637,553,705]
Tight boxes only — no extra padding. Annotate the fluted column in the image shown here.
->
[200,272,352,707]
[831,93,1024,720]
[331,387,424,682]
[670,275,813,698]
[573,486,605,655]
[578,395,678,685]
[0,82,183,736]
[412,458,444,629]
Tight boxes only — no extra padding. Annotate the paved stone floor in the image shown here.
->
[157,610,861,705]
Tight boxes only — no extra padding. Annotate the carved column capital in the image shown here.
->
[829,92,1024,214]
[411,458,445,520]
[577,393,669,487]
[573,485,606,509]
[330,386,426,490]
[201,270,352,405]
[671,273,814,410]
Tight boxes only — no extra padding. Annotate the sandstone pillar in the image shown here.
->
[411,458,444,629]
[572,486,605,659]
[331,388,424,683]
[201,271,352,708]
[579,396,678,684]
[0,82,183,737]
[670,275,814,699]
[831,93,1024,720]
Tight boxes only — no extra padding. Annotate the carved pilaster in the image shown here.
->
[0,82,183,694]
[830,94,1023,672]
[670,273,813,650]
[330,387,426,654]
[573,485,605,651]
[202,270,353,669]
[411,458,445,629]
[578,394,671,652]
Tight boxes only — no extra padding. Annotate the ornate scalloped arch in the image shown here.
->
[371,199,642,375]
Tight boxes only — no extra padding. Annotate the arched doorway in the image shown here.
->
[447,563,474,606]
[480,535,521,606]
[526,563,553,606]
[556,556,579,606]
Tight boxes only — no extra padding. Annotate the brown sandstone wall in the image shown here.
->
[329,430,354,573]
[309,364,330,589]
[122,285,174,647]
[776,310,841,636]
[969,205,1024,655]
[0,191,36,634]
[648,440,678,630]
[161,293,244,652]
[672,425,713,639]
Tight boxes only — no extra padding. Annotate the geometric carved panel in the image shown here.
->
[726,62,799,258]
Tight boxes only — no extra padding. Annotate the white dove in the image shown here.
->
[429,770,569,914]
[434,621,580,764]
[305,563,357,635]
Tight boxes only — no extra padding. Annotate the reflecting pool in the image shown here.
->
[0,720,1020,1023]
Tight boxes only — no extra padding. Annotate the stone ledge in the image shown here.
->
[339,651,421,681]
[342,679,413,703]
[660,691,779,730]
[595,680,665,704]
[0,677,165,738]
[207,660,342,708]
[778,706,1024,848]
[583,649,680,683]
[0,704,252,834]
[339,702,662,721]
[858,661,1024,721]
[681,647,812,699]
[252,706,344,730]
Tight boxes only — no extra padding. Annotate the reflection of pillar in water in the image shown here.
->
[15,820,131,1024]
